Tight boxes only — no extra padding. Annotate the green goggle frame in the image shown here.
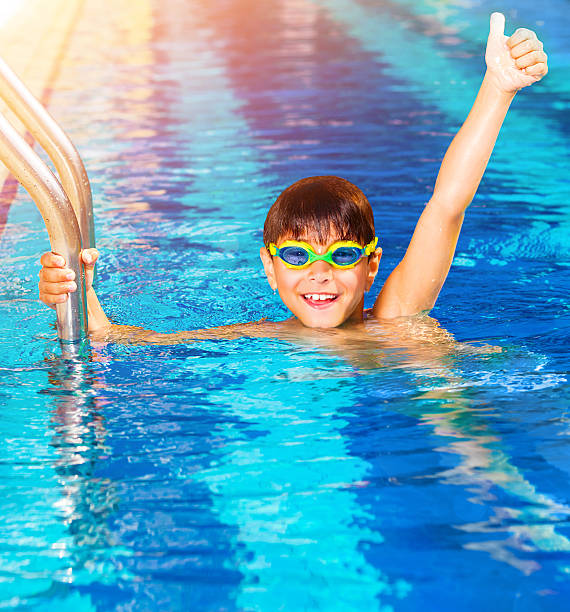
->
[268,237,378,269]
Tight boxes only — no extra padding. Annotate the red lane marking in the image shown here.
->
[0,174,20,236]
[0,129,38,240]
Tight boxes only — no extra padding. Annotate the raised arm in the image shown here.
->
[373,13,548,319]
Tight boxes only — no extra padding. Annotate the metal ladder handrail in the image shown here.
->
[0,59,92,343]
[0,57,95,248]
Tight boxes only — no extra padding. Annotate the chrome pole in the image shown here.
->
[0,111,87,342]
[0,57,95,249]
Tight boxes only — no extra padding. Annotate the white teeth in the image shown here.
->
[304,293,336,301]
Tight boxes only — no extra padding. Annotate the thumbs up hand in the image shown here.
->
[485,12,548,93]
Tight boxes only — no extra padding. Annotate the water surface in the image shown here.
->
[0,0,569,610]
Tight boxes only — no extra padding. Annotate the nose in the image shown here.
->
[307,260,333,283]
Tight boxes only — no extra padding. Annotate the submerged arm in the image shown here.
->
[373,13,547,318]
[93,318,273,345]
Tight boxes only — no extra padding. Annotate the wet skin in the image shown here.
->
[259,234,382,329]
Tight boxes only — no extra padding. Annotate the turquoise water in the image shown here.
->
[1,0,569,609]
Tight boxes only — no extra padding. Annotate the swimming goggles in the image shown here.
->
[268,237,378,269]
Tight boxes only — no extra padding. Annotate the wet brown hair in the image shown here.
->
[263,176,375,247]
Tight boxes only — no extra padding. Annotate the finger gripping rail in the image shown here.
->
[0,57,93,343]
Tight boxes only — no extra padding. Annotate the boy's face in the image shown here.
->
[260,234,381,328]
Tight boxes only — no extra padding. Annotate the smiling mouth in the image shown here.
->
[302,293,339,307]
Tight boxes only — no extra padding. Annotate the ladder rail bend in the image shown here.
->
[0,57,95,249]
[0,111,87,342]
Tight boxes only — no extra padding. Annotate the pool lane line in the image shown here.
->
[310,0,570,269]
[154,6,403,607]
[362,0,570,153]
[315,0,570,271]
[314,0,570,558]
[310,0,568,198]
[354,0,569,96]
[192,356,400,610]
[186,0,446,206]
[26,3,284,606]
[0,0,85,242]
[190,0,570,575]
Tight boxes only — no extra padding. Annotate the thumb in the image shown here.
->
[80,248,98,291]
[489,12,505,39]
[81,248,99,268]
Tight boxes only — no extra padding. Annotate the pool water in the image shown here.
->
[1,0,569,610]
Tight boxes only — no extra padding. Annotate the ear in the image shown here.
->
[260,247,277,290]
[365,247,382,292]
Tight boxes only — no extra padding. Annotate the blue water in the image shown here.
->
[0,0,569,610]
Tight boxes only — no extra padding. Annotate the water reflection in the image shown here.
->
[11,0,568,608]
[276,314,570,582]
[16,326,570,609]
[398,346,570,578]
[420,389,570,576]
[186,341,408,611]
[45,354,123,585]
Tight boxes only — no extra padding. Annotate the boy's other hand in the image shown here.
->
[485,12,548,93]
[38,248,99,309]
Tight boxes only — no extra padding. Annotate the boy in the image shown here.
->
[38,14,548,344]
